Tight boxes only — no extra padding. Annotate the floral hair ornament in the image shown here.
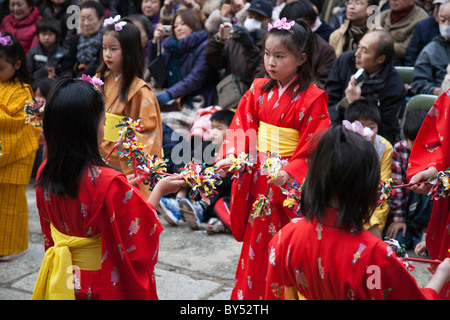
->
[268,17,295,33]
[342,120,374,141]
[81,74,104,86]
[0,32,11,46]
[103,15,127,31]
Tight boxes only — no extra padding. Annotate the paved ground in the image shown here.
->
[0,182,434,300]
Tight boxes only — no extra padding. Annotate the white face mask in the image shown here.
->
[439,24,450,40]
[244,18,262,32]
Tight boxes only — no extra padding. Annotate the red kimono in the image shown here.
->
[35,164,163,300]
[217,78,330,300]
[406,91,450,299]
[265,208,440,300]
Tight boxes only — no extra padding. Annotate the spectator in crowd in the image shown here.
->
[205,0,271,108]
[160,0,208,25]
[39,0,77,47]
[380,0,429,64]
[404,0,443,67]
[411,0,450,96]
[1,0,42,54]
[386,109,432,252]
[65,0,104,77]
[149,9,218,131]
[27,17,70,83]
[308,0,334,42]
[280,0,336,87]
[204,0,250,35]
[141,0,162,28]
[329,0,380,58]
[326,30,406,145]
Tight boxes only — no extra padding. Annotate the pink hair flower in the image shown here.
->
[103,15,127,31]
[114,21,127,31]
[267,17,295,32]
[342,120,374,141]
[0,32,11,46]
[81,74,104,86]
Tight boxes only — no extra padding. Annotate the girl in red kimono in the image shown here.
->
[33,78,185,300]
[265,125,450,300]
[407,90,450,299]
[215,18,330,300]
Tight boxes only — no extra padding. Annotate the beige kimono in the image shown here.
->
[97,72,163,199]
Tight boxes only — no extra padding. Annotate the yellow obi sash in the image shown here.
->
[257,121,300,157]
[32,224,102,300]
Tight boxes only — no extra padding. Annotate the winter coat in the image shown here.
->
[325,50,406,144]
[411,35,450,95]
[149,29,218,107]
[404,15,440,67]
[27,43,70,82]
[0,6,41,54]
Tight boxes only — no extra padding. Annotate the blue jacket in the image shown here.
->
[149,29,218,107]
[404,16,440,67]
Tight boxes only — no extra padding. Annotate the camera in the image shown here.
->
[161,25,172,36]
[223,27,238,39]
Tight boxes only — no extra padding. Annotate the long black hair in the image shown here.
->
[37,77,106,198]
[97,18,145,105]
[261,18,317,96]
[300,125,380,231]
[0,32,30,86]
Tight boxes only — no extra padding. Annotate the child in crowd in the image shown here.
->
[158,109,235,233]
[95,16,163,201]
[215,18,330,300]
[33,77,185,300]
[386,109,432,253]
[31,77,55,178]
[265,125,450,300]
[0,33,41,261]
[407,91,450,299]
[27,17,70,83]
[344,99,393,237]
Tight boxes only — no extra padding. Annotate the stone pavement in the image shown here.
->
[0,182,434,300]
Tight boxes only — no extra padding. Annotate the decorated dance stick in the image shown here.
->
[104,117,144,163]
[135,155,171,190]
[384,238,415,272]
[281,179,303,217]
[24,98,45,127]
[403,257,442,265]
[179,162,223,203]
[377,169,450,208]
[225,152,254,180]
[251,151,287,218]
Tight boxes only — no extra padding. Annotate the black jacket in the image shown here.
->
[325,50,407,144]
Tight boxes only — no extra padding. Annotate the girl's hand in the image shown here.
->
[425,258,450,294]
[114,139,126,152]
[409,167,438,194]
[147,174,186,208]
[345,75,362,105]
[127,174,140,186]
[268,170,291,187]
[215,157,234,177]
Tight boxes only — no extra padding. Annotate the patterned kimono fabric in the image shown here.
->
[97,72,163,200]
[218,78,330,300]
[0,79,40,258]
[34,165,163,300]
[265,208,440,300]
[407,90,450,300]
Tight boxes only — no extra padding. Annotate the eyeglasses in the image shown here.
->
[345,0,366,7]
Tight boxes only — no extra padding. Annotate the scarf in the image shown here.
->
[76,28,103,66]
[168,39,182,87]
[345,22,369,51]
[390,4,415,25]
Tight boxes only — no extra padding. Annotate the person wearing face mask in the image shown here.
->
[204,0,272,109]
[411,1,450,96]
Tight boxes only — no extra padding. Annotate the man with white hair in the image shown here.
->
[411,0,450,95]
